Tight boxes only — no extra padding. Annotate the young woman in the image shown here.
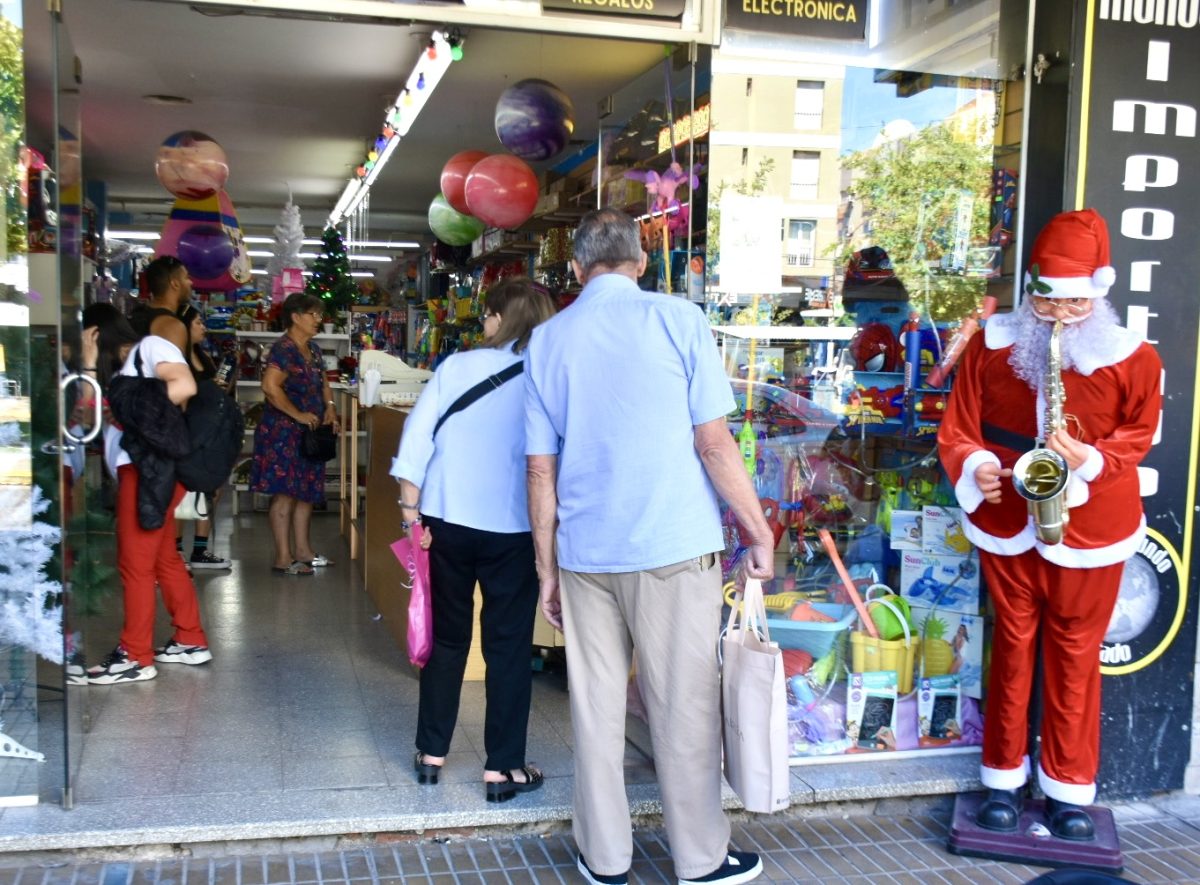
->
[174,305,233,571]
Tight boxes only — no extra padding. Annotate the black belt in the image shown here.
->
[981,421,1037,453]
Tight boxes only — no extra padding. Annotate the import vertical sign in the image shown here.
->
[1072,0,1200,797]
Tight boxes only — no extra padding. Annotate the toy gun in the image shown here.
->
[925,295,998,388]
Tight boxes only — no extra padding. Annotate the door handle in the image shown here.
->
[60,372,102,444]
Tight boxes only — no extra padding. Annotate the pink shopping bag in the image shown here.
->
[390,523,432,667]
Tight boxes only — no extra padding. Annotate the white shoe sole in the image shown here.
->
[154,648,213,665]
[190,561,232,570]
[87,664,158,685]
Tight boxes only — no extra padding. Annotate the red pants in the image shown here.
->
[979,548,1123,805]
[116,465,208,666]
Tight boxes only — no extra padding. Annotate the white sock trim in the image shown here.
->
[980,757,1030,790]
[1038,764,1096,806]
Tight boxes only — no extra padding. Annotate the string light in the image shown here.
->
[417,73,426,91]
[427,41,437,60]
[450,39,464,62]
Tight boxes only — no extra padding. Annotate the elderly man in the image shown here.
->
[939,209,1162,841]
[525,208,774,885]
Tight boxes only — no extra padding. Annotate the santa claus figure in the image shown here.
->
[938,209,1161,841]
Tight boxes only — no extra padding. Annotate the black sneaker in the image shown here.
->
[190,550,232,570]
[678,851,763,885]
[577,855,628,885]
[154,639,213,665]
[86,647,157,685]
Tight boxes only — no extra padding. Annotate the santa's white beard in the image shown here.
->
[1008,298,1125,390]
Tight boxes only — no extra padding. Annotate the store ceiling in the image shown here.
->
[24,0,668,249]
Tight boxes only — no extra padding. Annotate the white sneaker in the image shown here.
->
[86,647,157,685]
[678,851,763,885]
[154,639,213,666]
[189,550,232,570]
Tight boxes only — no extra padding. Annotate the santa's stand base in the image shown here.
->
[947,792,1123,874]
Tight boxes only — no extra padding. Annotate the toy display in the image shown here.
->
[154,130,229,200]
[428,194,486,247]
[464,154,539,230]
[494,78,575,161]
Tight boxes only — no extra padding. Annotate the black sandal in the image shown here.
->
[414,752,442,785]
[485,765,544,803]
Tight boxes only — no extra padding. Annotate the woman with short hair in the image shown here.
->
[392,276,556,802]
[250,292,339,576]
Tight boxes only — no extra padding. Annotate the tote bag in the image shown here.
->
[720,577,791,814]
[390,523,432,667]
[173,491,209,522]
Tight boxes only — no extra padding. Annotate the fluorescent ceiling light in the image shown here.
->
[327,30,457,227]
[107,230,160,240]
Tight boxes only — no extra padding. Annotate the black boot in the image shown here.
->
[1045,796,1096,841]
[975,788,1022,832]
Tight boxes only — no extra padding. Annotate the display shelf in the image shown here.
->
[234,331,350,342]
[712,325,857,341]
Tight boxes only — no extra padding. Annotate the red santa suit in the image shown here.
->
[938,218,1161,808]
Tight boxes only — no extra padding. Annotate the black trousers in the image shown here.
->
[415,515,539,771]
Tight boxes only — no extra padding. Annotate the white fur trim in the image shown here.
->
[956,450,1000,514]
[1069,325,1143,375]
[1075,445,1103,482]
[1024,270,1112,300]
[1039,764,1096,806]
[962,514,1038,556]
[981,758,1031,791]
[1036,517,1145,568]
[984,312,1019,349]
[1065,473,1089,509]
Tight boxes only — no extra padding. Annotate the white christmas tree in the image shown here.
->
[0,485,63,663]
[266,195,306,284]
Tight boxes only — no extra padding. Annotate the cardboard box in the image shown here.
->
[899,551,980,615]
[909,603,985,699]
[922,506,972,556]
[889,510,923,551]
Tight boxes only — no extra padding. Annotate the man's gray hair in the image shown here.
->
[573,208,643,274]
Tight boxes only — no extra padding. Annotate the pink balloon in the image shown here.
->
[464,155,539,230]
[440,150,489,216]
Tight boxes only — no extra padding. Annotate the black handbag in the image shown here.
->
[301,423,338,462]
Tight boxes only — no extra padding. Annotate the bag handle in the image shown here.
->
[724,577,772,648]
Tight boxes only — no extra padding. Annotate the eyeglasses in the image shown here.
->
[1030,295,1091,316]
[305,310,324,319]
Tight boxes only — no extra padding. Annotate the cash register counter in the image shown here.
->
[342,394,563,682]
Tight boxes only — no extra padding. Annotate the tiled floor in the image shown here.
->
[1,500,1198,879]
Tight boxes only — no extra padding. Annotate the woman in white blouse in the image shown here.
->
[392,277,555,803]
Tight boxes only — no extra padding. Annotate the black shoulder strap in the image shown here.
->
[432,361,524,438]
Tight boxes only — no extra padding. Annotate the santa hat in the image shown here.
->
[1025,208,1116,299]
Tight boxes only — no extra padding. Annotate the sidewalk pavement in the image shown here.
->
[3,794,1200,885]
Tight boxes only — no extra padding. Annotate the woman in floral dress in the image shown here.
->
[250,292,339,575]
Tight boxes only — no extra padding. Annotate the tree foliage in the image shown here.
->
[834,120,993,320]
[305,225,356,314]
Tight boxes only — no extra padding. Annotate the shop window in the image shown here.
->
[790,151,820,201]
[794,81,824,129]
[785,219,816,267]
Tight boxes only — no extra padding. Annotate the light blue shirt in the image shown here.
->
[391,346,530,534]
[524,273,735,572]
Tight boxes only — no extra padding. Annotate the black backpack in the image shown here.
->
[175,378,245,495]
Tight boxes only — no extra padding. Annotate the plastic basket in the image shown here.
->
[849,592,917,694]
[765,603,855,658]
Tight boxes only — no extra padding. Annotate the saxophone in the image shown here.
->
[1012,318,1070,544]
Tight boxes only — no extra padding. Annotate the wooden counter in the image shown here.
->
[363,405,486,681]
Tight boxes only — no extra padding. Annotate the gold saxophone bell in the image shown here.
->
[1013,448,1069,544]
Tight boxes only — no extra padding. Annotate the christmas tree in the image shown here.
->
[266,196,305,285]
[305,225,357,314]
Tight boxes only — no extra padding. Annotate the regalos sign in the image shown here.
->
[1074,0,1200,795]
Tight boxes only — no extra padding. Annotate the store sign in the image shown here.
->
[541,0,687,20]
[724,0,868,39]
[657,104,711,154]
[718,193,783,294]
[1079,3,1200,798]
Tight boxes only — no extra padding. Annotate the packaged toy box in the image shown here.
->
[909,602,984,699]
[899,551,980,615]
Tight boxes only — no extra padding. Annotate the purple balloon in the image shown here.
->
[494,79,575,161]
[177,224,234,280]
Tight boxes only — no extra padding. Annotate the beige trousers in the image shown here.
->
[560,554,730,879]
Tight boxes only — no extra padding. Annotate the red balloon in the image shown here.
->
[440,150,489,215]
[464,154,539,230]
